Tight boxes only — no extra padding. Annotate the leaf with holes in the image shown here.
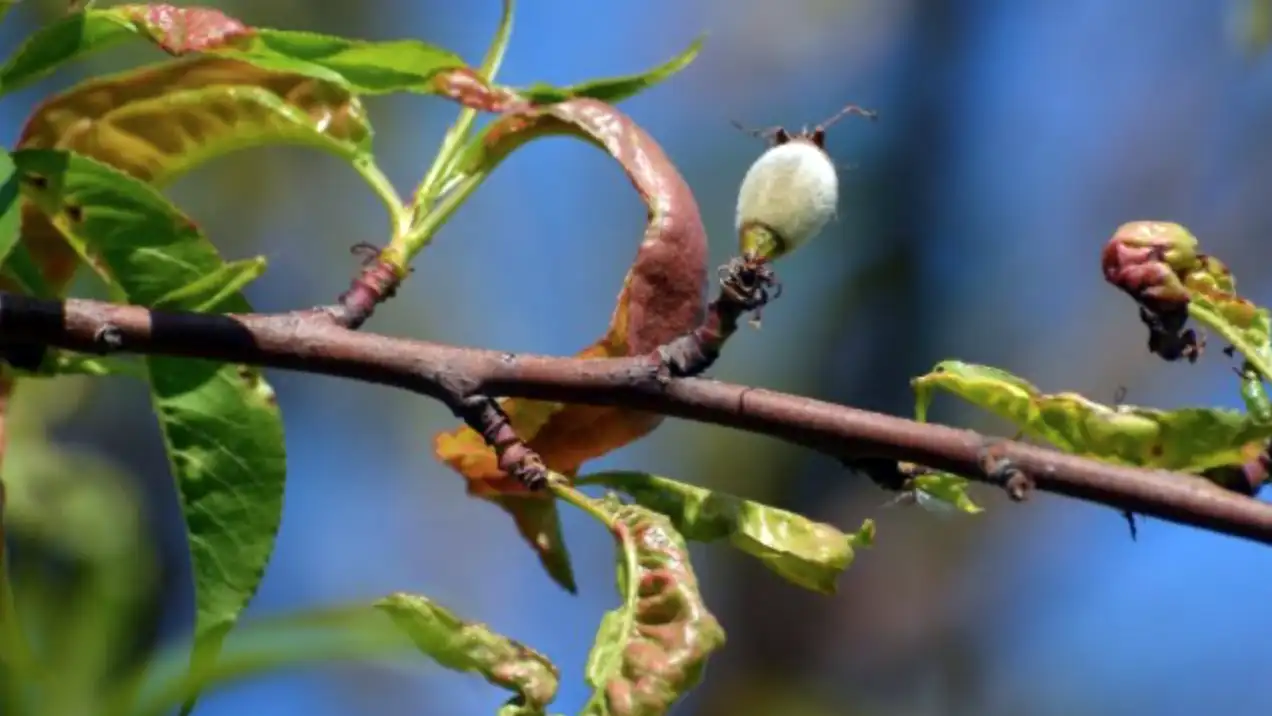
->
[581,500,724,716]
[12,149,286,708]
[581,471,873,594]
[15,53,376,296]
[376,593,559,715]
[431,96,708,593]
[913,359,1272,473]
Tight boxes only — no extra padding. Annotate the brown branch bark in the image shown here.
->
[5,291,1272,546]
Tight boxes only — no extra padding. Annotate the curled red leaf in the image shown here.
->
[432,93,707,589]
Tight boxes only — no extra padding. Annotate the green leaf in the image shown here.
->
[582,500,724,716]
[0,10,139,96]
[912,359,1272,473]
[375,592,559,714]
[0,149,19,267]
[580,471,872,595]
[117,603,416,716]
[221,29,466,94]
[907,469,983,514]
[1187,289,1272,380]
[12,149,286,706]
[1241,367,1272,422]
[1,245,55,299]
[0,452,25,711]
[3,438,152,715]
[516,36,703,104]
[153,256,267,313]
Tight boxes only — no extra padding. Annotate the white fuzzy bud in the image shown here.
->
[735,139,838,259]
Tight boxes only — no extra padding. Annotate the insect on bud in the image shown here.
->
[734,104,876,261]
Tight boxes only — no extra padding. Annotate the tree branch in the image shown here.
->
[5,291,1272,546]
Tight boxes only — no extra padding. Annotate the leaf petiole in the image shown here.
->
[547,473,616,531]
[350,155,410,241]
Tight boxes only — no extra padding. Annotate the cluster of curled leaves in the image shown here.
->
[909,219,1272,527]
[0,4,879,716]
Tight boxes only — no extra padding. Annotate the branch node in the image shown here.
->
[455,394,549,491]
[321,244,408,330]
[977,440,1034,502]
[655,255,782,380]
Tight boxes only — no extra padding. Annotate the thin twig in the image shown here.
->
[3,292,1272,545]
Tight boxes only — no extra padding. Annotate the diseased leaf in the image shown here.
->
[376,593,559,714]
[15,54,374,296]
[515,37,702,104]
[582,501,724,716]
[1188,288,1272,378]
[13,149,286,704]
[18,56,373,182]
[580,471,873,595]
[0,10,140,95]
[913,360,1272,473]
[1101,221,1272,378]
[431,94,708,591]
[153,255,267,312]
[104,4,465,93]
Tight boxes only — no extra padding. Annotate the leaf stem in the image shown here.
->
[394,170,488,259]
[547,473,615,530]
[350,156,410,240]
[406,0,514,230]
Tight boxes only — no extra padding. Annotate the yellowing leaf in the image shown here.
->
[913,359,1272,473]
[376,593,559,713]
